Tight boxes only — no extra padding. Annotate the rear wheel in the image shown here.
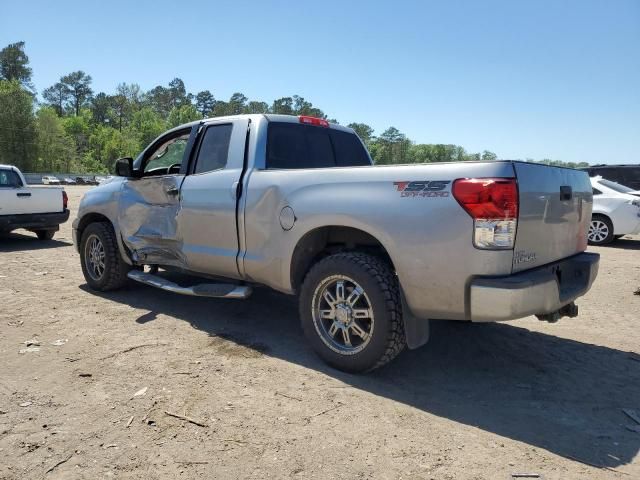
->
[80,222,130,291]
[588,215,614,245]
[299,252,406,373]
[35,230,55,241]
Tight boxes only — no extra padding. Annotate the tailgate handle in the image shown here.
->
[17,192,31,197]
[560,186,572,201]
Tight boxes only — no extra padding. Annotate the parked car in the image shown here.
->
[96,175,114,185]
[63,177,77,185]
[0,165,69,240]
[589,176,640,245]
[582,164,640,190]
[42,175,61,185]
[74,176,87,185]
[73,114,599,372]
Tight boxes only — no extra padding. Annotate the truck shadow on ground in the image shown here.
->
[606,238,640,250]
[0,232,72,252]
[83,283,640,470]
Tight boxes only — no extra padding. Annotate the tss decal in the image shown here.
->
[394,181,451,198]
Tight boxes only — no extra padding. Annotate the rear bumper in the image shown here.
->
[0,209,70,232]
[469,252,599,322]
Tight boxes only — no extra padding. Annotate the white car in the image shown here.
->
[42,176,61,185]
[589,176,640,245]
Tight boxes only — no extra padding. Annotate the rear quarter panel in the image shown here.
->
[242,161,516,320]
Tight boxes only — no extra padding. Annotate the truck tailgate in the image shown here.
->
[11,186,64,215]
[512,162,592,273]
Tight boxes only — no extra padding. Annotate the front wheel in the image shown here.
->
[299,252,406,373]
[80,222,130,291]
[588,215,614,245]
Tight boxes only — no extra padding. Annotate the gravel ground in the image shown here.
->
[1,185,639,479]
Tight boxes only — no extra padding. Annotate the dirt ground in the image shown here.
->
[1,185,639,480]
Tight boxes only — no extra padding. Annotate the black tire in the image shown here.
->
[299,252,406,373]
[35,230,55,241]
[588,214,614,245]
[80,222,130,291]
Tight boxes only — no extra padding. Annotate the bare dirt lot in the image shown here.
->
[1,185,639,479]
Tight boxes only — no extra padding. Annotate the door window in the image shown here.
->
[143,132,190,176]
[0,169,22,187]
[193,124,233,174]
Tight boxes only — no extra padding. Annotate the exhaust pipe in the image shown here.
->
[536,302,579,323]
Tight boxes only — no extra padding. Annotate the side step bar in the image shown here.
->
[127,270,252,299]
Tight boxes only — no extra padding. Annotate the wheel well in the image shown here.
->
[290,226,395,291]
[76,213,112,244]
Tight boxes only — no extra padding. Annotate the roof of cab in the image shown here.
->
[168,114,353,134]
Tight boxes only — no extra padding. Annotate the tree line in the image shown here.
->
[0,41,588,174]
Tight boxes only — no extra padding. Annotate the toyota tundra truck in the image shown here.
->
[73,114,599,372]
[1,164,69,240]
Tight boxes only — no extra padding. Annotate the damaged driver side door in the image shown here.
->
[118,126,196,268]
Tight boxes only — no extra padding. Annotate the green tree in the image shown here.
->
[246,101,269,113]
[90,92,111,124]
[36,107,77,172]
[195,90,215,116]
[88,124,139,172]
[0,80,37,170]
[167,104,201,128]
[59,71,93,115]
[131,106,165,147]
[481,150,497,161]
[228,92,248,115]
[271,96,294,115]
[0,41,33,89]
[347,123,374,143]
[42,82,69,116]
[373,127,411,164]
[292,95,325,117]
[63,108,92,161]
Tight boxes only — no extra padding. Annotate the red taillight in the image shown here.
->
[452,178,518,219]
[299,115,329,127]
[452,178,518,250]
[62,190,68,209]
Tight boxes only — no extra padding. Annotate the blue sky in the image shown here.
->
[1,0,638,164]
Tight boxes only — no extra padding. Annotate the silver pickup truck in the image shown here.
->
[73,114,599,372]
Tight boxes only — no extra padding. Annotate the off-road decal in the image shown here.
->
[394,181,451,198]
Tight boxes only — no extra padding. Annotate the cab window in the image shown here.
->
[143,131,190,176]
[0,169,22,188]
[193,124,233,174]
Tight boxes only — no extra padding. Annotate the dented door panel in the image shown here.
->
[118,175,186,267]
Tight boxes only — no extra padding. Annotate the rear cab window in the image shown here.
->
[266,122,371,169]
[0,169,23,188]
[193,124,233,174]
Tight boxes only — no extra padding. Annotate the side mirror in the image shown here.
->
[115,157,136,177]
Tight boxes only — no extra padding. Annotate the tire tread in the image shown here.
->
[301,251,406,372]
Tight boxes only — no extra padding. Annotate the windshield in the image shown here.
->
[598,178,635,193]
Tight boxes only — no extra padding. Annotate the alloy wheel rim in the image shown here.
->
[588,220,609,243]
[85,234,106,281]
[312,275,374,355]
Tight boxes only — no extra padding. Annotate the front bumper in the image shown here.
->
[469,252,599,322]
[0,209,70,232]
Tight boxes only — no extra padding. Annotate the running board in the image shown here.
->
[127,270,252,299]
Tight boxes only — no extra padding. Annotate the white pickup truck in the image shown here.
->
[0,165,69,240]
[73,115,600,372]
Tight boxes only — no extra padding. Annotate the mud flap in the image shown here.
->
[401,291,430,349]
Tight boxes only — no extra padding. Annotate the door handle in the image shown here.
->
[166,187,179,196]
[17,192,31,197]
